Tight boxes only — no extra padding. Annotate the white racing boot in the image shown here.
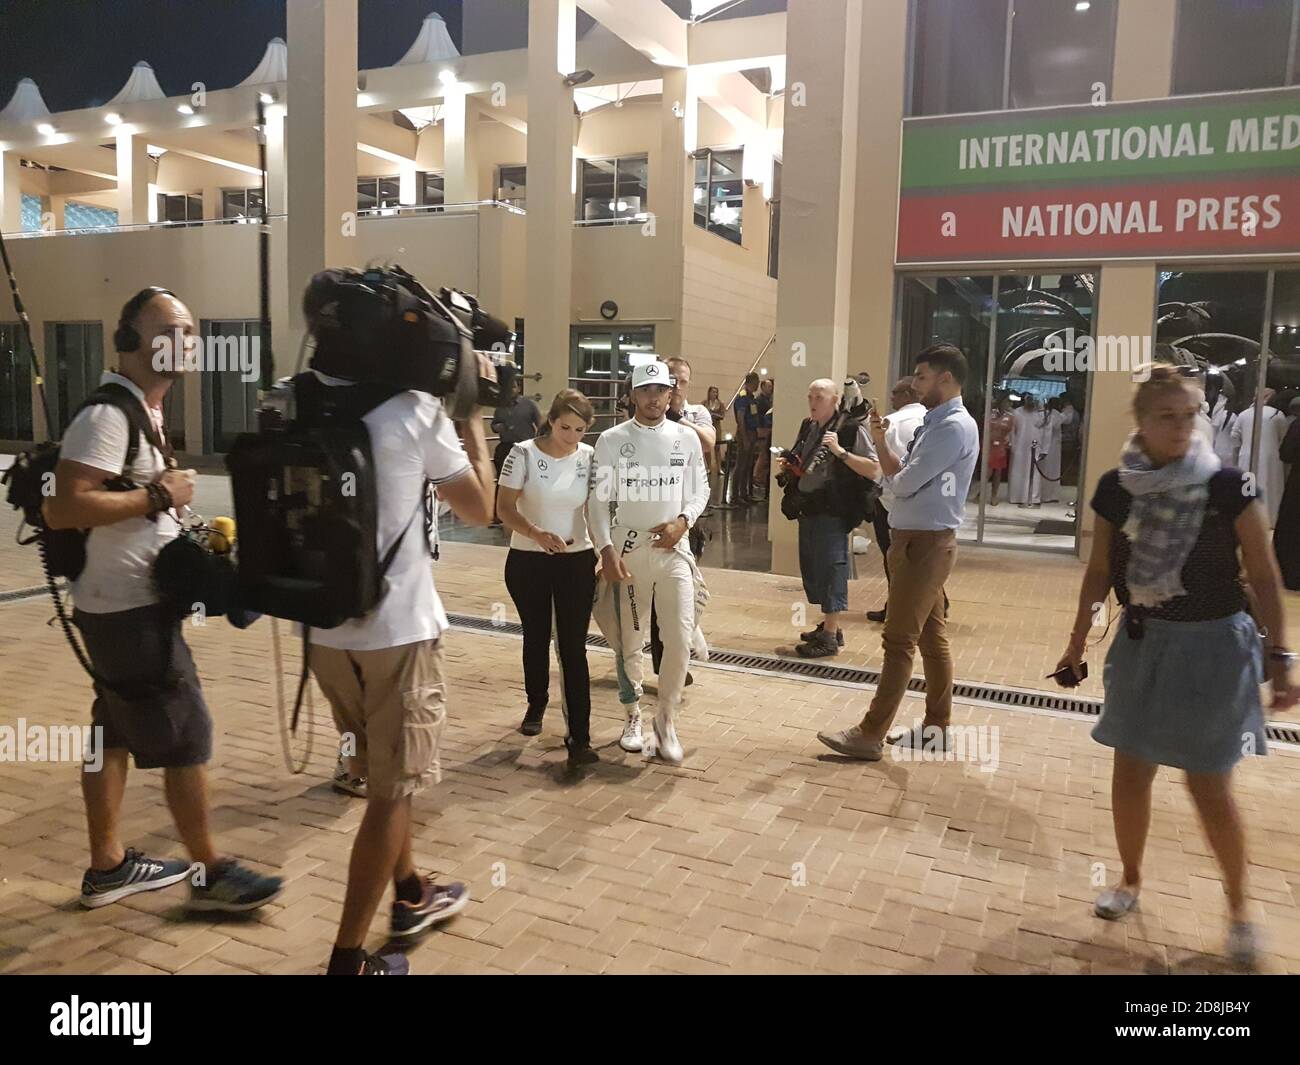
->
[619,706,644,753]
[652,710,684,765]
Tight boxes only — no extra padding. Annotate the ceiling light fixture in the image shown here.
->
[177,103,194,115]
[438,69,457,87]
[104,112,122,126]
[36,122,56,135]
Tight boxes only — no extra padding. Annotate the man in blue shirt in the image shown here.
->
[818,343,979,760]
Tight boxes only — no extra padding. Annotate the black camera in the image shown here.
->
[303,265,517,420]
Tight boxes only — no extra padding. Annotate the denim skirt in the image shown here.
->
[1093,610,1267,774]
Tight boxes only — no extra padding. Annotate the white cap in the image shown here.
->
[631,360,675,390]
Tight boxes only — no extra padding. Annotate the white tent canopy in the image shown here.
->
[109,61,166,104]
[1,78,52,122]
[397,12,460,65]
[240,37,288,85]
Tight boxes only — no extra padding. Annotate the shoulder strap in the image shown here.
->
[78,383,164,473]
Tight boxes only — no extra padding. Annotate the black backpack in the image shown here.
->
[225,372,428,630]
[3,382,166,580]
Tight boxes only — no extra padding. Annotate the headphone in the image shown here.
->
[113,286,176,353]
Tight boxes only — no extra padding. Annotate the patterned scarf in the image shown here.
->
[1117,432,1221,608]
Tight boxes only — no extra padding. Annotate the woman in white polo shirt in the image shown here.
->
[497,389,599,767]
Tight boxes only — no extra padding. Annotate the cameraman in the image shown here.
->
[781,378,880,659]
[45,287,282,913]
[306,360,496,975]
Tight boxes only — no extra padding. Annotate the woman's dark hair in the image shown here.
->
[914,342,968,386]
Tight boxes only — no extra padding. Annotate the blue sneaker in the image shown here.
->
[81,848,194,909]
[390,878,469,938]
[188,859,283,912]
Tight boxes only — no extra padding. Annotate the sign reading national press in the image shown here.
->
[896,87,1300,265]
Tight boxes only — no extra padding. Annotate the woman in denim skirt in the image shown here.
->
[1055,365,1298,970]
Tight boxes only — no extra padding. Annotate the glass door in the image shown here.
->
[896,270,1097,552]
[982,272,1096,550]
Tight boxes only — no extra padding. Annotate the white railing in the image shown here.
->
[1,199,527,239]
[355,199,525,220]
[1,213,289,239]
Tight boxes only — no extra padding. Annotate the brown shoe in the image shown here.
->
[816,725,882,760]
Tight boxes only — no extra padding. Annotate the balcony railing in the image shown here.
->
[1,199,527,239]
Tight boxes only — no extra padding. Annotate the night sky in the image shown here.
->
[0,0,466,114]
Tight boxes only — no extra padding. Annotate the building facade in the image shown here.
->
[1,0,1297,573]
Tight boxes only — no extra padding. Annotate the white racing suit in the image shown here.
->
[590,417,711,737]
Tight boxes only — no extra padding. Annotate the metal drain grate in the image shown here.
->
[447,611,1300,748]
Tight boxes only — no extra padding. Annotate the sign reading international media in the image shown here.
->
[896,87,1300,264]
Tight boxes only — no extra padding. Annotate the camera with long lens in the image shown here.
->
[299,264,517,421]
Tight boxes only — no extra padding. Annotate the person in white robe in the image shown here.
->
[1231,390,1289,527]
[1039,399,1064,504]
[1009,396,1046,507]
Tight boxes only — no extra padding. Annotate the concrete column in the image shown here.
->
[769,0,864,576]
[265,106,287,216]
[47,194,66,231]
[651,65,690,358]
[1078,262,1157,560]
[443,90,479,203]
[846,0,908,392]
[284,0,358,376]
[114,130,150,225]
[201,186,222,221]
[1112,0,1176,102]
[0,151,20,233]
[526,0,577,400]
[399,159,418,206]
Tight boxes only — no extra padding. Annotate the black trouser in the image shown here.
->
[872,501,948,614]
[504,548,597,746]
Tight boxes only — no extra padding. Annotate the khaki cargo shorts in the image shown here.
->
[309,638,447,800]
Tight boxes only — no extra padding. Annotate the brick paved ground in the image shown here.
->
[1,529,1298,974]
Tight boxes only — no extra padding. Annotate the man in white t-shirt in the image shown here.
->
[304,355,497,975]
[866,376,927,623]
[46,286,283,915]
[590,360,711,764]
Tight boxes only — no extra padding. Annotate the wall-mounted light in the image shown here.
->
[259,91,276,105]
[1074,1,1091,10]
[177,103,194,115]
[564,69,595,88]
[36,122,56,136]
[438,69,458,87]
[105,112,122,126]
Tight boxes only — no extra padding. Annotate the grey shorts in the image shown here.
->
[73,603,213,770]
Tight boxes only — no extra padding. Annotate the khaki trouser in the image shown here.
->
[309,638,447,801]
[859,529,957,742]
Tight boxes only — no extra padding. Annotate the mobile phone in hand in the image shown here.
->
[1046,661,1088,688]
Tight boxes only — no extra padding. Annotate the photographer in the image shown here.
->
[45,287,282,913]
[781,378,880,659]
[497,390,599,767]
[306,358,496,976]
